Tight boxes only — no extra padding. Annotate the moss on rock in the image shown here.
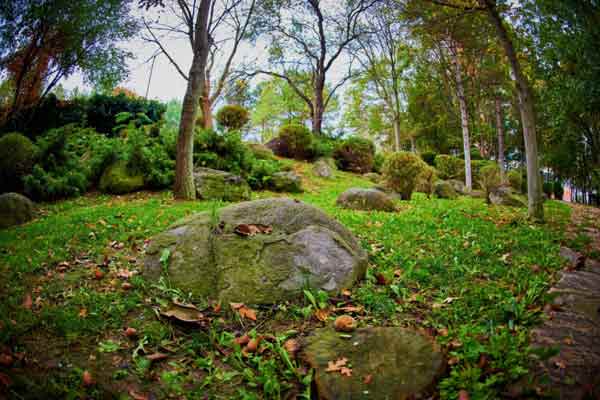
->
[303,327,444,400]
[99,160,144,194]
[0,192,35,229]
[336,188,396,212]
[194,167,251,201]
[143,198,367,304]
[269,171,303,193]
[434,180,458,199]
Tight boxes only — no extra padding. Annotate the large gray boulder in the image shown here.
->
[143,198,367,304]
[194,167,251,202]
[489,186,525,207]
[313,158,335,179]
[0,192,35,229]
[337,188,396,212]
[303,327,444,400]
[269,171,303,193]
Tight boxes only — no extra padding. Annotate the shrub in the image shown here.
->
[553,180,564,200]
[216,105,250,131]
[24,165,88,201]
[194,129,254,175]
[248,143,276,160]
[373,153,386,173]
[507,170,523,193]
[247,159,282,190]
[311,136,335,159]
[420,151,437,167]
[0,132,38,193]
[471,160,495,189]
[543,181,553,198]
[333,136,375,174]
[382,151,428,200]
[416,165,438,198]
[125,127,175,189]
[277,124,314,160]
[434,155,464,180]
[478,164,501,203]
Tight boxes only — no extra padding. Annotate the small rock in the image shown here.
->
[488,186,525,207]
[434,180,458,199]
[194,167,251,202]
[0,192,35,229]
[313,158,335,179]
[269,171,303,193]
[337,188,396,212]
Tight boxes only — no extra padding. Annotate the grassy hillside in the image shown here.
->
[0,161,572,399]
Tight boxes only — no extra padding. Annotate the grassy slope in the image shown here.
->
[0,161,571,399]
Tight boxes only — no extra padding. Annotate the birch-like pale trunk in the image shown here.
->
[495,97,506,183]
[451,44,473,191]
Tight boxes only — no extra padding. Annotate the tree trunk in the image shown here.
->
[393,118,401,152]
[173,0,211,200]
[200,78,213,129]
[312,76,325,135]
[495,97,506,183]
[451,45,473,191]
[482,0,544,221]
[409,135,417,153]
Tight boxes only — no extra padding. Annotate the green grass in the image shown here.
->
[0,162,572,399]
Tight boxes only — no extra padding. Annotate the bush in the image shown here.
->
[434,155,464,180]
[277,124,314,160]
[507,169,523,193]
[0,132,38,193]
[382,151,428,200]
[310,136,335,159]
[194,129,255,175]
[553,180,564,200]
[24,165,88,201]
[333,136,375,174]
[216,105,250,131]
[247,143,276,160]
[420,151,437,166]
[247,159,282,190]
[373,153,386,173]
[416,165,438,198]
[478,164,501,203]
[543,181,553,198]
[125,127,175,189]
[471,160,496,189]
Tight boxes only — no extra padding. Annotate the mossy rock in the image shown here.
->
[434,180,458,199]
[99,160,144,194]
[337,188,397,212]
[313,158,335,179]
[489,186,526,207]
[447,179,466,194]
[143,198,367,304]
[303,327,444,400]
[0,192,35,229]
[269,171,303,193]
[194,167,251,202]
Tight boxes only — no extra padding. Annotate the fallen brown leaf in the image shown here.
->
[22,293,32,310]
[82,370,94,386]
[234,224,273,237]
[78,308,88,318]
[146,353,168,362]
[124,327,137,338]
[363,374,373,384]
[458,390,470,400]
[160,302,205,324]
[128,389,149,400]
[283,339,300,358]
[334,315,356,332]
[0,372,12,387]
[0,354,13,367]
[339,367,352,377]
[314,308,330,322]
[325,357,348,372]
[245,337,261,353]
[234,335,250,346]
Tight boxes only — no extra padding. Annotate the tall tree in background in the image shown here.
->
[0,0,137,121]
[354,2,411,152]
[255,0,377,135]
[144,0,256,131]
[142,0,213,199]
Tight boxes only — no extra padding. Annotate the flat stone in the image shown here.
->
[303,327,444,400]
[313,158,335,179]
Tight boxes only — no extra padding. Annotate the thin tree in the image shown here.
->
[254,0,378,135]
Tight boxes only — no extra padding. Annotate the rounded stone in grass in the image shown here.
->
[0,192,35,229]
[143,198,367,304]
[336,188,396,212]
[194,167,251,202]
[302,327,444,400]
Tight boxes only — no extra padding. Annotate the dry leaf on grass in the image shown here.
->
[234,224,273,237]
[334,315,356,332]
[325,357,348,372]
[22,293,32,310]
[314,308,330,322]
[230,303,257,321]
[160,302,206,324]
[146,353,168,362]
[283,339,300,358]
[82,370,94,386]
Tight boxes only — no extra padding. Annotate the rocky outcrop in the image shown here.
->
[269,171,303,193]
[337,188,396,212]
[98,160,144,195]
[194,167,251,202]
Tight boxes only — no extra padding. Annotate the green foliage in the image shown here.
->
[416,165,438,198]
[310,136,335,159]
[420,151,437,167]
[382,151,429,200]
[434,155,464,180]
[247,159,281,190]
[86,93,166,136]
[507,170,523,193]
[373,152,386,173]
[23,164,88,201]
[247,143,276,161]
[216,105,250,131]
[471,160,496,189]
[124,126,175,189]
[553,180,564,200]
[0,132,38,193]
[194,129,255,175]
[278,124,314,160]
[478,164,501,203]
[543,181,553,197]
[333,136,376,174]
